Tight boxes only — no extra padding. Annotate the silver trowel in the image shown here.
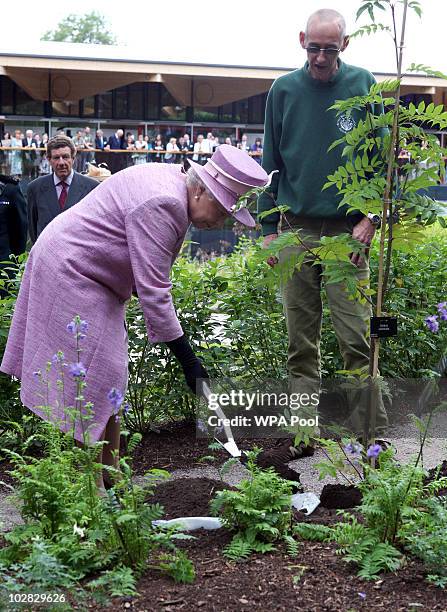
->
[202,381,242,458]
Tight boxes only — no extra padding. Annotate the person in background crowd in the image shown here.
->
[251,137,263,164]
[153,135,164,163]
[183,133,193,154]
[73,130,86,173]
[38,134,51,176]
[95,130,107,151]
[225,137,234,146]
[212,136,220,152]
[0,132,12,175]
[10,130,23,177]
[1,144,269,491]
[105,129,126,174]
[27,135,98,244]
[134,134,148,165]
[237,133,250,153]
[178,136,189,166]
[144,135,153,162]
[83,126,94,167]
[0,173,27,296]
[126,133,136,168]
[205,132,214,153]
[22,130,38,179]
[165,137,179,164]
[193,134,211,165]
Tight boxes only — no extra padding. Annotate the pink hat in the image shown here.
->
[188,144,269,227]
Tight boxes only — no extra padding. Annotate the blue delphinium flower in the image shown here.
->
[69,362,87,378]
[344,441,363,460]
[437,302,447,321]
[67,321,77,334]
[108,388,124,412]
[52,352,65,366]
[80,320,88,333]
[67,317,89,339]
[425,315,439,333]
[366,443,382,459]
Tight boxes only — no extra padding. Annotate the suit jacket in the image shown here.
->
[27,172,98,244]
[0,176,27,261]
[107,135,124,150]
[21,138,38,162]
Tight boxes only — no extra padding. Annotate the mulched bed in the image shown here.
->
[83,475,447,612]
[131,420,281,474]
[149,477,230,519]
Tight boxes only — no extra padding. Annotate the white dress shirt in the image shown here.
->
[53,170,74,199]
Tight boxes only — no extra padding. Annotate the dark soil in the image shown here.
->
[320,483,363,509]
[131,420,281,474]
[82,474,447,612]
[149,477,231,519]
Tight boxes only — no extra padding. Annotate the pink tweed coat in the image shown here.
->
[1,164,190,443]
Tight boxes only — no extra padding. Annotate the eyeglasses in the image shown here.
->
[305,46,341,56]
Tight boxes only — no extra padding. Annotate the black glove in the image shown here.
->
[165,334,209,395]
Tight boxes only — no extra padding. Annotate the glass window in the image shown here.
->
[115,86,128,118]
[51,101,80,116]
[0,76,14,114]
[82,96,95,117]
[234,99,248,124]
[98,90,113,119]
[219,102,233,123]
[248,93,266,124]
[194,107,218,122]
[15,87,44,116]
[146,83,160,119]
[128,83,144,119]
[160,86,185,121]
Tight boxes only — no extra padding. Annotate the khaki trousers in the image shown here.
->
[279,215,388,435]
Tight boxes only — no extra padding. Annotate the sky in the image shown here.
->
[2,0,446,74]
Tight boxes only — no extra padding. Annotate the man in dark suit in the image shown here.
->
[105,129,126,174]
[27,135,98,244]
[0,174,27,295]
[22,129,39,180]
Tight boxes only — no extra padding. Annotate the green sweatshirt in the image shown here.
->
[258,60,379,236]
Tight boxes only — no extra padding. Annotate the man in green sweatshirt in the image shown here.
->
[257,8,388,454]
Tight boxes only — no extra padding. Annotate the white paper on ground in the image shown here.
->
[291,492,320,515]
[153,517,223,531]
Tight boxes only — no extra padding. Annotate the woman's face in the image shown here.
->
[187,185,229,229]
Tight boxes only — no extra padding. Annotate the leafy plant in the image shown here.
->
[210,449,296,560]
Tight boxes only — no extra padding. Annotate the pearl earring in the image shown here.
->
[194,195,200,200]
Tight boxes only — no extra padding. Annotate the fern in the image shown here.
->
[293,523,333,542]
[87,565,137,597]
[284,535,300,558]
[224,536,253,561]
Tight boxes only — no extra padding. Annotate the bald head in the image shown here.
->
[306,9,346,39]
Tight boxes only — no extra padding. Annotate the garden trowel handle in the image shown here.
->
[201,382,236,444]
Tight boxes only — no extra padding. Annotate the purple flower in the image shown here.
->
[425,315,439,333]
[437,302,447,321]
[67,321,76,334]
[123,403,130,415]
[79,320,88,333]
[344,442,363,460]
[366,443,382,459]
[52,352,65,366]
[358,592,366,599]
[108,388,124,412]
[69,362,87,378]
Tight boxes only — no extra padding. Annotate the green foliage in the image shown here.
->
[401,496,447,587]
[0,423,195,596]
[293,522,332,542]
[42,11,117,44]
[210,450,294,560]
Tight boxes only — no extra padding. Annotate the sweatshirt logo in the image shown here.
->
[337,113,356,133]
